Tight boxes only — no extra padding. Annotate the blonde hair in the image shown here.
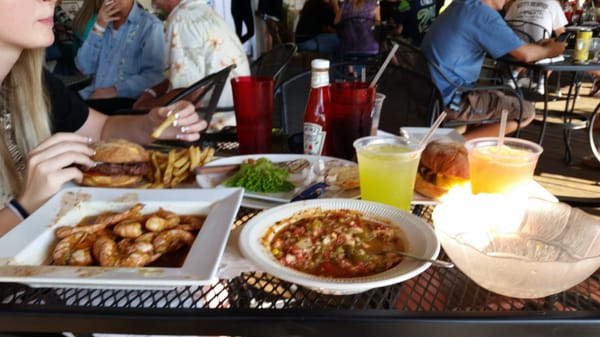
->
[0,49,51,197]
[73,0,102,36]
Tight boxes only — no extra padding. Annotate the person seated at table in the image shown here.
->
[0,0,206,237]
[504,0,568,94]
[421,0,567,140]
[135,0,250,132]
[295,0,341,56]
[75,0,166,115]
[72,0,102,57]
[390,0,439,46]
[334,0,381,61]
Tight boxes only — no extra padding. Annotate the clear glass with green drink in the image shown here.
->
[353,136,423,211]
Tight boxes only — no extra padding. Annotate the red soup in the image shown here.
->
[264,208,408,278]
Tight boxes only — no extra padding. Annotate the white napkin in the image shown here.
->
[217,225,262,279]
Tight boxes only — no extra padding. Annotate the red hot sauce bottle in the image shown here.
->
[303,59,331,155]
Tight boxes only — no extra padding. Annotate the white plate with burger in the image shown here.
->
[239,198,440,295]
[0,187,243,289]
[196,154,361,208]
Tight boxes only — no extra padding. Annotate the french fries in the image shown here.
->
[151,111,178,139]
[143,145,214,188]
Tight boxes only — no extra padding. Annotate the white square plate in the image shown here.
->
[0,187,243,288]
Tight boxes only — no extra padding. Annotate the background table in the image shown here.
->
[499,52,600,163]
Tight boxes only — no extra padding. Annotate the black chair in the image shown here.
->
[391,37,525,135]
[274,60,381,141]
[375,42,445,131]
[250,42,298,89]
[504,19,554,95]
[505,19,551,43]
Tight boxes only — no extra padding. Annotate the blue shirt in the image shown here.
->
[75,4,166,99]
[421,0,524,105]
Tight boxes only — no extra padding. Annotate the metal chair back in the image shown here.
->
[251,42,298,89]
[166,64,235,129]
[505,19,551,43]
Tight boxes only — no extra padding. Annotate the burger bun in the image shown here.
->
[80,139,150,188]
[414,140,469,200]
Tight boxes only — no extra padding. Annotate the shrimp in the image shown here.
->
[55,223,107,239]
[135,232,157,244]
[93,236,159,267]
[176,215,204,231]
[55,203,146,239]
[95,203,145,226]
[69,249,93,266]
[152,229,195,254]
[113,220,143,238]
[145,208,180,232]
[53,232,96,266]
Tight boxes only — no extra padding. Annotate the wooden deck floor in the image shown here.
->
[519,74,600,217]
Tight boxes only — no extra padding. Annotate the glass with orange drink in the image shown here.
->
[465,137,543,196]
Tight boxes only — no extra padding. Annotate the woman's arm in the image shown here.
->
[373,5,381,25]
[0,208,27,237]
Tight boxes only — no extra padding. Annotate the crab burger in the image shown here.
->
[414,140,469,199]
[80,139,150,187]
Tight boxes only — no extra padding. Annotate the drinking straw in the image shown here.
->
[369,42,399,88]
[417,111,447,150]
[498,109,508,148]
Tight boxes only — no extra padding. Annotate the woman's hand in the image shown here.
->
[148,101,207,142]
[18,133,96,214]
[96,0,119,29]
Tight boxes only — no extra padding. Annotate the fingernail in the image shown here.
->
[173,120,178,127]
[88,137,93,144]
[180,126,188,133]
[176,134,181,140]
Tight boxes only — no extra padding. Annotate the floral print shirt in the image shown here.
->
[166,0,251,131]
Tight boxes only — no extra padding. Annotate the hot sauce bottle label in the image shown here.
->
[304,122,326,155]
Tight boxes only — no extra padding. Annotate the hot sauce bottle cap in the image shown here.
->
[311,59,330,70]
